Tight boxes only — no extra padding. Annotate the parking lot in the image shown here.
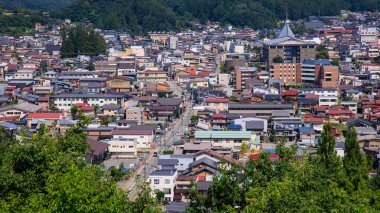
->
[103,158,139,171]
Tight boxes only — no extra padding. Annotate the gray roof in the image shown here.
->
[229,103,293,110]
[196,181,212,191]
[53,93,124,98]
[272,111,291,117]
[277,20,295,39]
[166,202,189,213]
[149,169,177,176]
[157,159,179,166]
[0,102,42,113]
[157,98,182,106]
[183,142,211,151]
[246,120,265,130]
[0,121,18,130]
[303,59,331,66]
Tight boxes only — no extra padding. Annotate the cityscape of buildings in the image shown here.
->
[0,9,380,212]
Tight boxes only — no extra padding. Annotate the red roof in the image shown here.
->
[314,105,329,110]
[250,153,279,161]
[80,106,95,111]
[281,90,298,96]
[75,103,86,107]
[198,71,210,77]
[0,116,19,121]
[326,109,353,115]
[305,94,319,99]
[212,113,226,119]
[28,111,64,119]
[205,98,229,103]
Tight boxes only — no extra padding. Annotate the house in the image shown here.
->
[110,129,154,151]
[105,77,133,92]
[159,154,195,172]
[27,110,65,128]
[56,119,77,133]
[205,98,229,113]
[86,136,109,164]
[273,117,303,142]
[137,70,167,82]
[298,126,316,146]
[0,102,42,118]
[234,117,267,133]
[148,170,178,202]
[194,131,252,153]
[173,175,197,202]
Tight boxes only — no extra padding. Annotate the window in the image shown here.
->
[154,179,159,184]
[163,188,171,194]
[164,179,170,184]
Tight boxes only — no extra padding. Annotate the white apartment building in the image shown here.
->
[110,129,153,150]
[359,26,378,44]
[194,131,252,152]
[106,137,137,158]
[51,94,125,111]
[148,170,178,202]
[318,96,338,106]
[14,70,34,79]
[300,88,338,97]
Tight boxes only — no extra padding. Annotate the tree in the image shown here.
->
[272,55,284,63]
[70,105,79,119]
[190,115,198,123]
[0,126,134,212]
[86,62,95,71]
[344,126,368,189]
[77,111,92,128]
[331,59,340,66]
[316,51,329,59]
[241,141,248,153]
[230,96,238,102]
[155,190,165,204]
[317,123,336,167]
[61,26,106,58]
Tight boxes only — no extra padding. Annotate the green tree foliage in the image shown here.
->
[0,0,73,10]
[344,126,369,190]
[188,123,380,212]
[54,0,379,34]
[316,44,330,59]
[190,115,198,123]
[61,25,106,58]
[0,125,160,212]
[0,127,127,211]
[272,55,284,63]
[0,9,48,37]
[70,105,79,118]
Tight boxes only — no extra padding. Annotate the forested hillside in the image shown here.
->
[54,0,379,34]
[0,0,73,10]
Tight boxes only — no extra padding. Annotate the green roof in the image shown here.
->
[195,131,252,139]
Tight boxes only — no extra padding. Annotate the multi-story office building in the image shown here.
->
[231,67,257,90]
[263,20,316,68]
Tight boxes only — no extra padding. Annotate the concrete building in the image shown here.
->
[194,131,253,152]
[359,26,378,45]
[231,67,257,90]
[272,63,302,85]
[263,20,316,68]
[148,170,178,202]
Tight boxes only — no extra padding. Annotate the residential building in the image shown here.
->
[194,131,252,152]
[148,170,178,202]
[110,129,154,150]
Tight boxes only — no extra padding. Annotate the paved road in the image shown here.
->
[118,82,193,200]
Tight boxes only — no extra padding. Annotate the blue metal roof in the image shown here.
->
[226,124,242,129]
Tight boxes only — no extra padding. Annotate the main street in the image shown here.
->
[118,81,193,200]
